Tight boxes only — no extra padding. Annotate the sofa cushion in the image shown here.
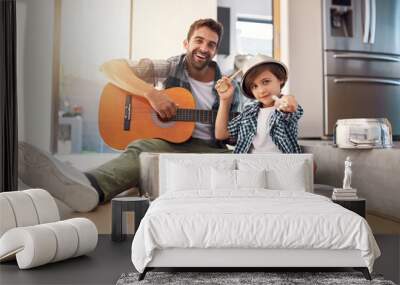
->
[266,163,307,191]
[211,168,267,190]
[211,168,236,190]
[156,153,313,195]
[165,158,235,193]
[237,169,267,189]
[237,155,312,192]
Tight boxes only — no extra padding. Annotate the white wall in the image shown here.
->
[231,0,271,15]
[16,0,55,152]
[131,0,217,59]
[61,0,130,82]
[60,0,130,152]
[285,0,324,137]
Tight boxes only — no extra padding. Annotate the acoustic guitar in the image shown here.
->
[99,83,238,150]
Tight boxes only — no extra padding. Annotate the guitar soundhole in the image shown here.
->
[151,112,176,128]
[156,114,171,123]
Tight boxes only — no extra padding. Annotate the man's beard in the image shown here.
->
[188,50,211,70]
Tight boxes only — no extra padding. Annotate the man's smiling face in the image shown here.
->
[184,26,219,71]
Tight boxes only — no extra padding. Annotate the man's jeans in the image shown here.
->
[86,138,231,201]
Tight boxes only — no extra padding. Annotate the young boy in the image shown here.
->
[215,54,303,154]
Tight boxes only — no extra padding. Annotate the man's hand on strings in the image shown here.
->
[146,89,177,120]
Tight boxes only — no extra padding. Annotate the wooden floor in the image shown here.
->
[367,214,400,235]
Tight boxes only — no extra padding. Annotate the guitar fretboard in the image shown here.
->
[172,109,238,124]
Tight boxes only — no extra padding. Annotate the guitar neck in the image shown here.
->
[173,109,238,124]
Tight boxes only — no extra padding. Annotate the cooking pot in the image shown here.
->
[333,118,393,149]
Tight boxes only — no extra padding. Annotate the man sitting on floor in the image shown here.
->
[19,18,241,212]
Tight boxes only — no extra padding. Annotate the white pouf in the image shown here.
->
[0,189,98,269]
[0,189,60,236]
[0,218,98,269]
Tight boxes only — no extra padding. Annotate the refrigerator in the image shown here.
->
[322,0,400,138]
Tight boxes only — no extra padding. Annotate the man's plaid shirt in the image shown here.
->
[128,54,242,147]
[227,101,304,154]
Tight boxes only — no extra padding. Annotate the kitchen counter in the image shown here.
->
[300,139,400,221]
[300,140,400,149]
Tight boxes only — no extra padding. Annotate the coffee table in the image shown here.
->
[111,197,150,241]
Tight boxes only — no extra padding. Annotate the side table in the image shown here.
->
[332,198,366,218]
[111,197,150,241]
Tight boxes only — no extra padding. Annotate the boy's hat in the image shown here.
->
[241,54,288,99]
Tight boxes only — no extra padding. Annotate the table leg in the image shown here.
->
[112,201,124,241]
[134,201,149,234]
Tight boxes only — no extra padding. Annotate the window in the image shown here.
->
[56,0,131,154]
[236,16,273,56]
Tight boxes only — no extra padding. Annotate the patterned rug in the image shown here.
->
[116,271,396,285]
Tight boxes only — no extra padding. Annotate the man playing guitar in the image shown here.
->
[20,18,241,211]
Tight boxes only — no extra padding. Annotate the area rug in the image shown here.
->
[116,271,396,285]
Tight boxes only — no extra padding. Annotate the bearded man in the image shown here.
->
[19,18,242,212]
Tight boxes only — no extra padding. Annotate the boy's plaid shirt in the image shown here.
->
[227,101,304,154]
[127,54,242,147]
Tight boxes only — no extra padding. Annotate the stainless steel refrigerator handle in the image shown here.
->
[333,78,400,86]
[370,0,376,44]
[333,53,400,62]
[363,0,371,44]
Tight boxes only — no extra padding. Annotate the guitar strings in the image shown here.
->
[148,111,213,123]
[124,109,238,123]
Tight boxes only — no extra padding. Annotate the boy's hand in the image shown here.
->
[215,76,234,102]
[273,95,298,113]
